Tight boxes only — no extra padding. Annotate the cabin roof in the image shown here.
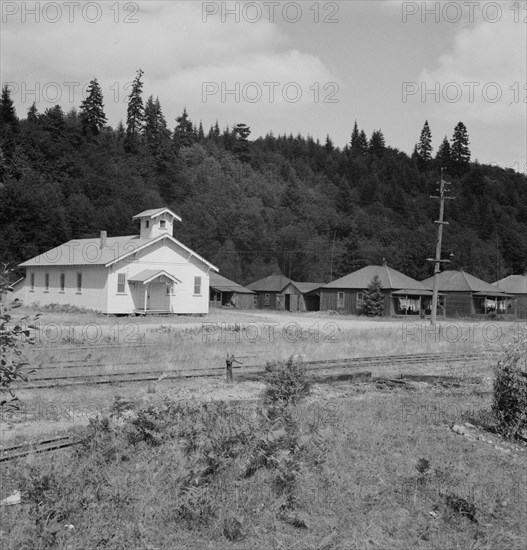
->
[246,274,295,292]
[422,270,506,294]
[210,273,254,294]
[493,274,527,294]
[132,207,182,221]
[294,282,325,294]
[325,265,428,291]
[19,234,218,271]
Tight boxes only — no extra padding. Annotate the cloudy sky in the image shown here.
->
[2,0,525,171]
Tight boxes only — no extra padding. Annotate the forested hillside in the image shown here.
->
[1,74,526,285]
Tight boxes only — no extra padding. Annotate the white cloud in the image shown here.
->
[418,15,526,125]
[1,1,339,127]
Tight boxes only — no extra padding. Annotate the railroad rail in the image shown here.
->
[0,435,78,463]
[1,351,494,463]
[16,351,493,389]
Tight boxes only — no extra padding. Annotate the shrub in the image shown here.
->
[264,356,311,408]
[38,302,97,314]
[492,337,527,438]
[1,264,39,410]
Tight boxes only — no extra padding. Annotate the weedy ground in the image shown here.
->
[1,355,526,550]
[3,307,511,444]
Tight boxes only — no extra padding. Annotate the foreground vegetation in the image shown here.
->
[2,353,526,549]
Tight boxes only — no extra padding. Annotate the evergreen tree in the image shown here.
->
[325,134,334,152]
[360,274,384,316]
[79,78,107,136]
[451,122,471,166]
[222,125,236,151]
[436,136,451,166]
[208,120,221,141]
[350,120,360,149]
[197,121,205,142]
[116,120,125,140]
[357,129,369,154]
[0,85,18,129]
[143,95,169,150]
[40,105,65,140]
[126,69,145,140]
[280,179,303,217]
[173,108,195,149]
[351,121,368,155]
[0,85,19,157]
[233,123,251,162]
[27,102,38,123]
[369,130,385,156]
[417,120,432,162]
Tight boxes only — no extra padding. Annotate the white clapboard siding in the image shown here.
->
[23,266,109,312]
[106,238,211,314]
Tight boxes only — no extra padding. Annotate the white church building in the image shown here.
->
[16,207,218,315]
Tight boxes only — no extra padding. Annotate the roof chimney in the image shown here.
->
[100,231,107,249]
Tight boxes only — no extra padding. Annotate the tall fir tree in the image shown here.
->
[233,123,251,162]
[357,129,369,154]
[417,120,432,163]
[350,120,360,148]
[125,69,145,141]
[369,129,386,156]
[451,121,471,166]
[208,120,221,141]
[0,85,18,129]
[173,108,195,149]
[197,121,205,142]
[0,85,19,157]
[27,102,38,123]
[350,121,368,155]
[79,78,107,136]
[436,136,451,167]
[360,275,384,316]
[143,95,169,151]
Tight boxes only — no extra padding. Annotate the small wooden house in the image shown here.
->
[493,273,527,318]
[294,282,324,311]
[422,270,515,317]
[320,264,433,316]
[247,274,302,311]
[246,275,323,311]
[16,207,218,315]
[209,273,255,309]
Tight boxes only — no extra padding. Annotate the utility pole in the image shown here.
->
[427,168,454,327]
[495,233,500,284]
[329,230,337,282]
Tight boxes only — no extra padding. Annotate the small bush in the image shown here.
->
[264,356,311,407]
[38,303,97,314]
[492,337,527,438]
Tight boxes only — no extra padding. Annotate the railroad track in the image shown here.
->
[17,351,493,389]
[2,351,494,462]
[33,354,259,370]
[0,435,79,463]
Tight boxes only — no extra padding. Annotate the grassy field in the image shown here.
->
[1,369,526,549]
[1,307,526,548]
